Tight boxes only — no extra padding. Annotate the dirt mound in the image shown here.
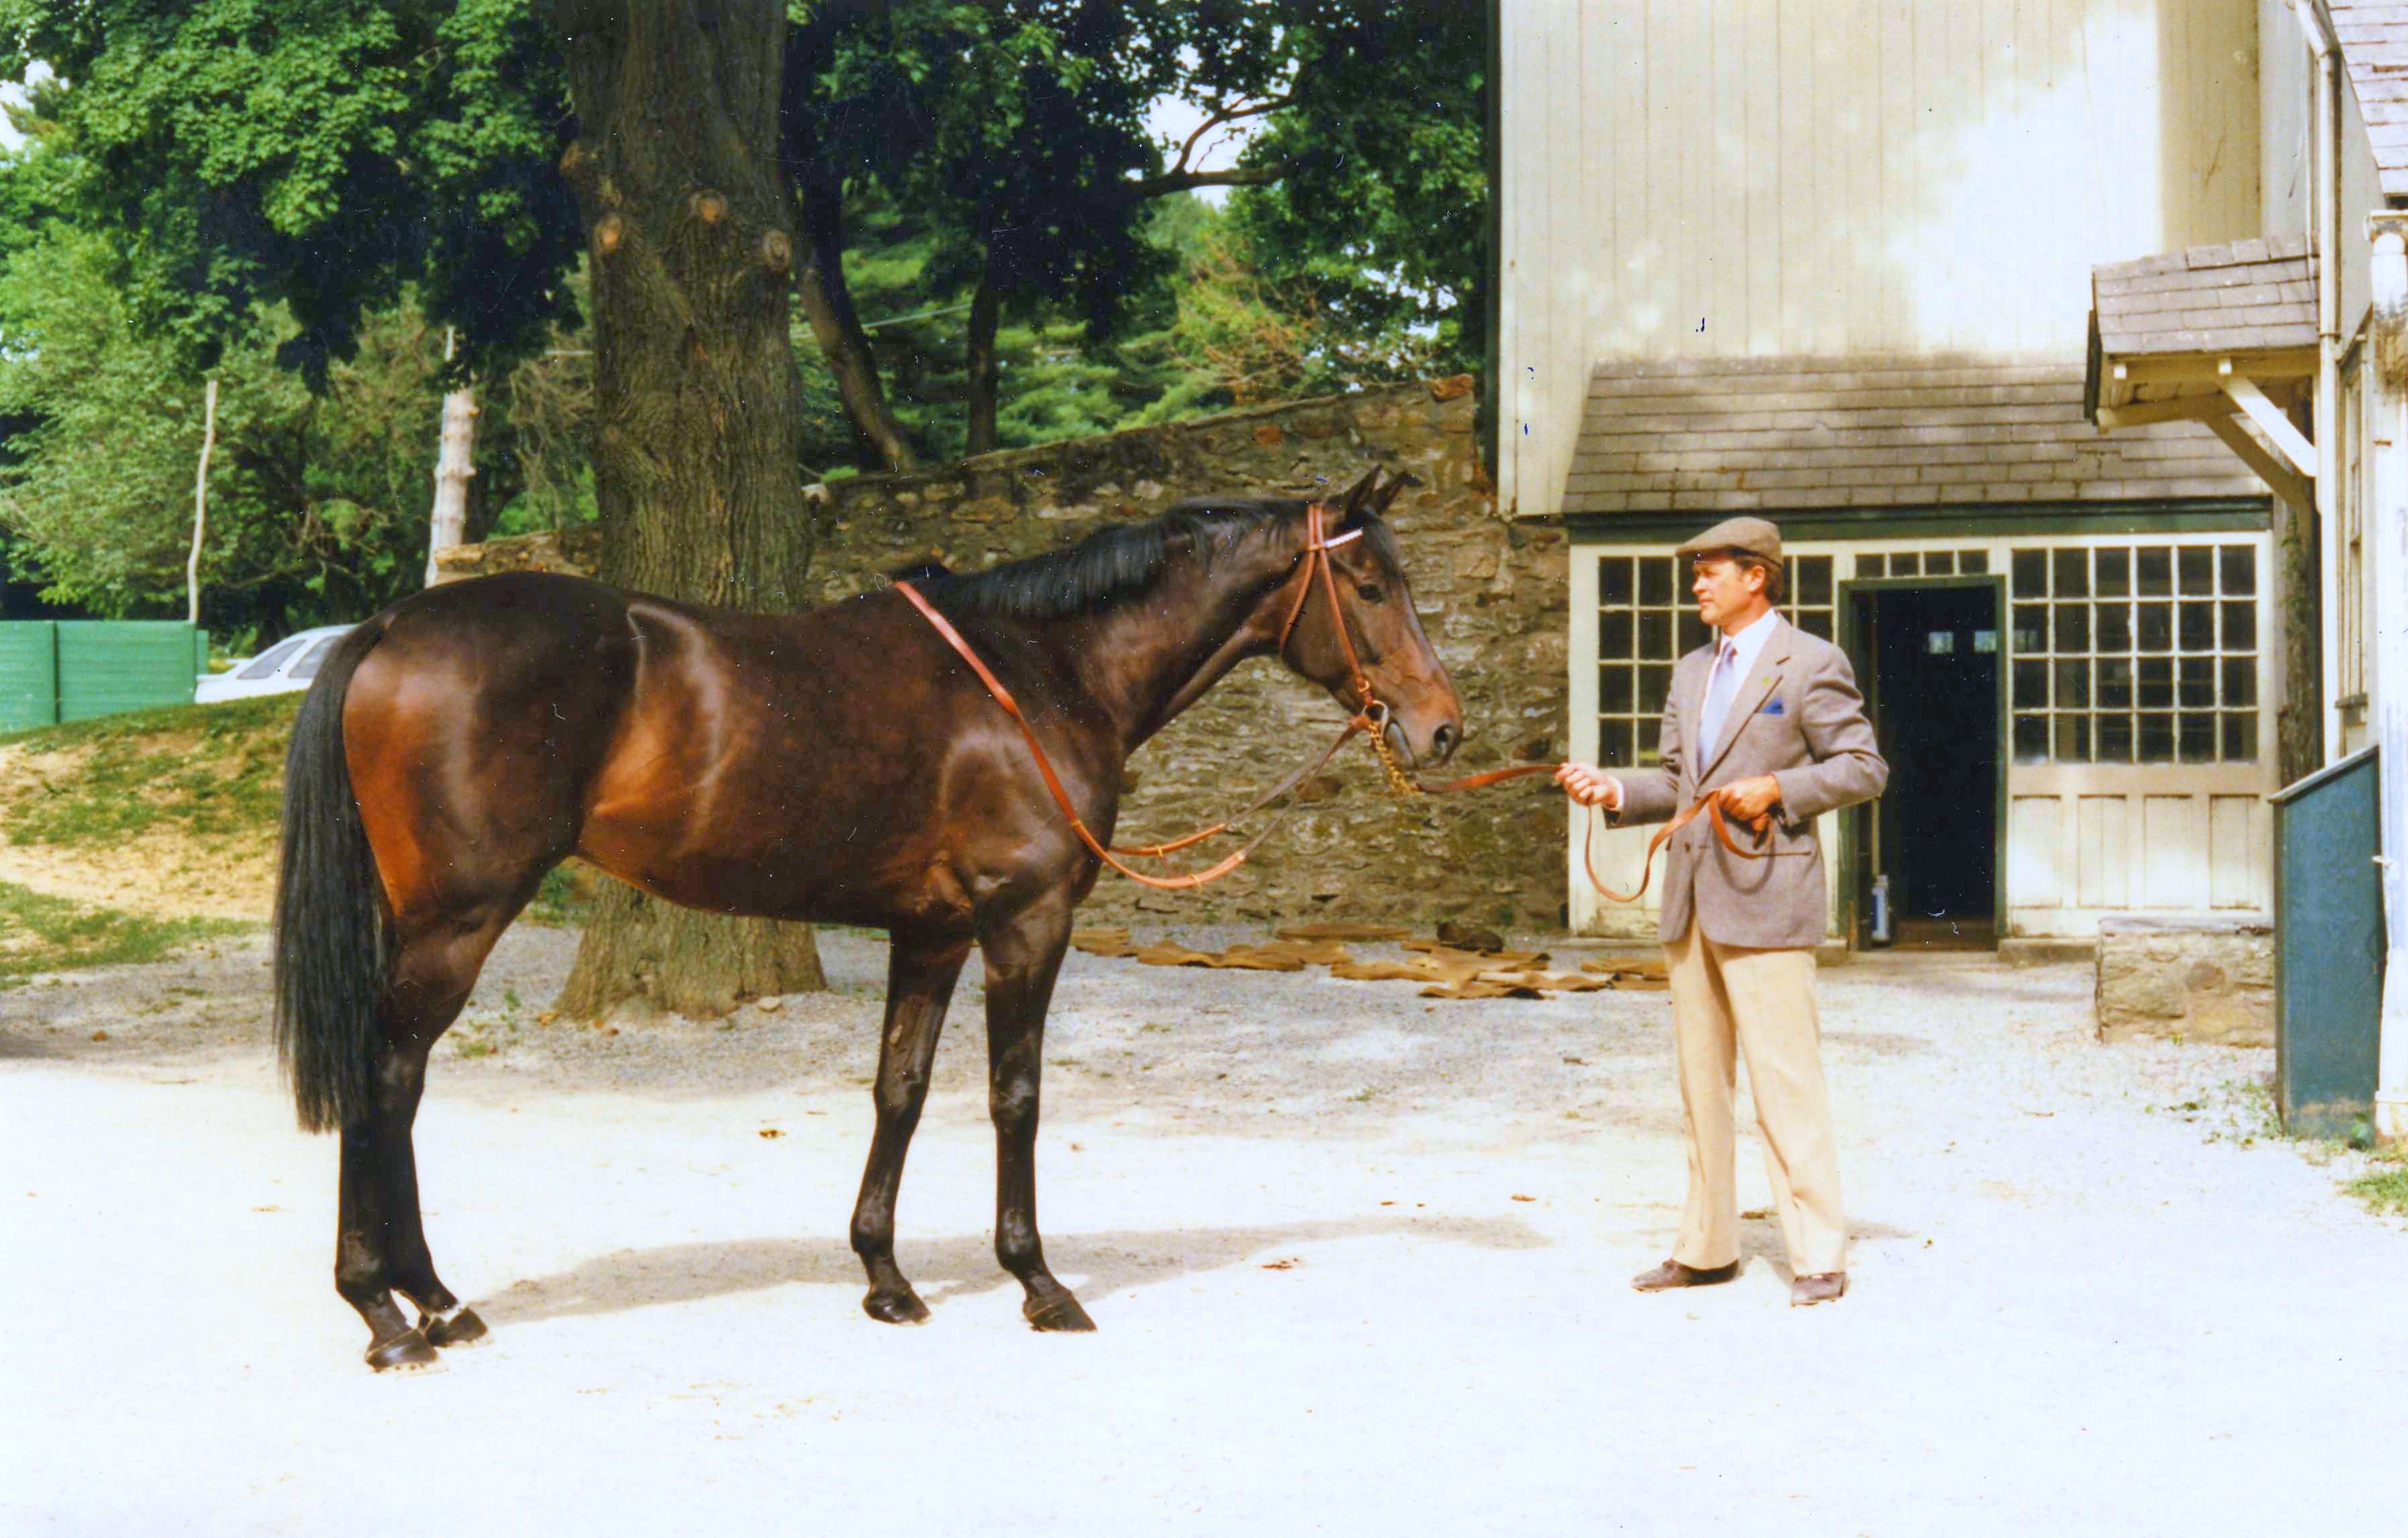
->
[0,697,296,922]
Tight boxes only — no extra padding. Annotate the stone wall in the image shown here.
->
[437,380,1574,931]
[2094,916,2274,1047]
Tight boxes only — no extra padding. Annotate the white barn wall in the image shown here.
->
[2262,0,2311,242]
[1500,0,2266,517]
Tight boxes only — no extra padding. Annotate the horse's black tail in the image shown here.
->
[272,621,395,1133]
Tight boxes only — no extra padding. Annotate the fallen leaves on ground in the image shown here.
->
[1275,921,1410,943]
[1581,954,1668,980]
[1402,939,1552,969]
[1128,939,1354,972]
[1078,927,1669,1003]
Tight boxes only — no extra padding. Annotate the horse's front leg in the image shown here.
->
[977,892,1091,1331]
[850,931,971,1324]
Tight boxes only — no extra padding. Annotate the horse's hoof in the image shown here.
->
[365,1327,442,1373]
[862,1288,931,1326]
[1024,1294,1096,1333]
[421,1305,488,1348]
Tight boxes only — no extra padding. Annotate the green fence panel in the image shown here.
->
[2272,747,2385,1138]
[55,621,201,722]
[0,622,58,731]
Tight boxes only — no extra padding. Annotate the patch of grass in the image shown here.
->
[0,878,250,980]
[2344,1148,2408,1218]
[0,691,300,754]
[0,695,299,850]
[523,863,599,927]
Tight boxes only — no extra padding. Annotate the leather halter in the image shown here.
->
[1276,500,1379,731]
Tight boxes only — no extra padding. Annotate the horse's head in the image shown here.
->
[1277,468,1465,768]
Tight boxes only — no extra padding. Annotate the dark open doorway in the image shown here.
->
[1844,578,2005,951]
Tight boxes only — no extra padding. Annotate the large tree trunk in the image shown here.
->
[965,265,1000,458]
[550,0,825,1021]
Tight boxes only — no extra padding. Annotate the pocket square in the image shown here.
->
[1760,699,1786,716]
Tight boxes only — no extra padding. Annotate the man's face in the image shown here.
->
[1691,554,1765,631]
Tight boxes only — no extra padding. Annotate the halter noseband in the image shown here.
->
[1274,500,1383,734]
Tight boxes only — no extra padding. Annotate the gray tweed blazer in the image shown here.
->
[1611,615,1889,949]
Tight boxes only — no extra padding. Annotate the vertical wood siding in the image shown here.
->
[1501,0,2265,517]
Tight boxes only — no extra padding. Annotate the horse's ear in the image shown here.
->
[1336,466,1381,519]
[1371,470,1419,516]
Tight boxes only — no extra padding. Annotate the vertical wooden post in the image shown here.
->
[186,378,217,627]
[426,329,479,587]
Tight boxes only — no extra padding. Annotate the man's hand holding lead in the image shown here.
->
[1556,761,1621,810]
[1717,773,1782,824]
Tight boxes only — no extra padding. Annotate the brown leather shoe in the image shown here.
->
[1630,1258,1740,1292]
[1789,1272,1846,1306]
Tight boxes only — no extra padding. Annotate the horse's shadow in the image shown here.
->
[481,1213,1550,1326]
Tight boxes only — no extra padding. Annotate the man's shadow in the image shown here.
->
[481,1213,1552,1326]
[1734,1211,1919,1281]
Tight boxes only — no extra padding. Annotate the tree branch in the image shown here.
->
[1123,160,1298,202]
[1163,93,1293,181]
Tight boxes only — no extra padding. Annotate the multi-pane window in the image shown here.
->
[2008,544,2259,764]
[1593,553,1836,768]
[1856,550,1991,578]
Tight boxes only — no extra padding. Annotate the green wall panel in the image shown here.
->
[0,622,58,731]
[0,621,205,727]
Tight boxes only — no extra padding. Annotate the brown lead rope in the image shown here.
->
[897,503,1801,899]
[1409,761,1799,903]
[895,574,1369,891]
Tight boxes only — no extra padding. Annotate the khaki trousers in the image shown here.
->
[1663,921,1846,1276]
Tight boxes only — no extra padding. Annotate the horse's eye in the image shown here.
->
[1356,583,1385,604]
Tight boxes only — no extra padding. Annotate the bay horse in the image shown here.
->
[273,467,1462,1370]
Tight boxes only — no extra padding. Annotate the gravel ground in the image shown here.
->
[3,922,2403,1536]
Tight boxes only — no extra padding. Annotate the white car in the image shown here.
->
[194,624,358,703]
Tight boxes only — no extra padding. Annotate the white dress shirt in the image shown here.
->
[1697,606,1780,759]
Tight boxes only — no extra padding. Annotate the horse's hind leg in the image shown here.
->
[978,895,1092,1332]
[335,913,514,1370]
[851,931,970,1324]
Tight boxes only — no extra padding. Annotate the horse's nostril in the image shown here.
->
[1433,723,1459,760]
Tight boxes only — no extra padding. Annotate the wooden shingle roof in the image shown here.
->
[2091,237,2319,358]
[1562,356,2264,516]
[2333,3,2408,200]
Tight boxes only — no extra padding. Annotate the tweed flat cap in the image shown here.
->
[1675,515,1783,566]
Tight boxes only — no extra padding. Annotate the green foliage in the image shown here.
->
[0,0,1487,550]
[0,218,405,625]
[0,878,248,981]
[0,195,586,627]
[0,0,581,384]
[1223,0,1491,383]
[798,192,1250,468]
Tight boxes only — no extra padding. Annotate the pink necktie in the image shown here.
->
[1700,640,1741,757]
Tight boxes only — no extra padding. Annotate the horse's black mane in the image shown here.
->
[897,495,1394,620]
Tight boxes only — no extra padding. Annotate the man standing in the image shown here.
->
[1558,517,1887,1306]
